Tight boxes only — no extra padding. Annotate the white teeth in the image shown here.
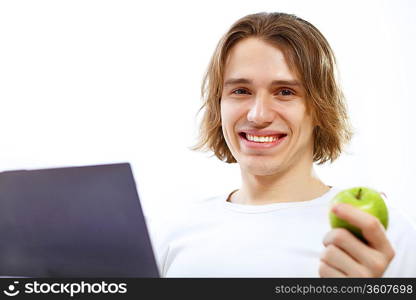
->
[246,134,278,143]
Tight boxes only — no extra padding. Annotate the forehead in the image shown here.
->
[224,37,298,83]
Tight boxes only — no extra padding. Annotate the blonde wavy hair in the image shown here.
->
[192,12,352,164]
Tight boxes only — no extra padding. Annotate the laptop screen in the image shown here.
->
[0,163,159,277]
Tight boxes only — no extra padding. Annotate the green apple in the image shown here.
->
[329,187,389,241]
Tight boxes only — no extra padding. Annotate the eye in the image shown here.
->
[278,89,295,96]
[232,88,250,95]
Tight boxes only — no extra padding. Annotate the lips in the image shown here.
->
[238,130,288,149]
[238,130,288,141]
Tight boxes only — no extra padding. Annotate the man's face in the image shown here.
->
[220,37,315,176]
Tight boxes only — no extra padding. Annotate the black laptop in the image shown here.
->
[0,163,159,277]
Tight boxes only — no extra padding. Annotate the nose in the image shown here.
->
[247,92,275,126]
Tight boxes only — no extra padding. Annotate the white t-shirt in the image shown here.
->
[148,187,416,277]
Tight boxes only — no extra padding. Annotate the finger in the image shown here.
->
[319,260,346,278]
[320,244,369,277]
[331,203,392,255]
[324,228,395,277]
[323,228,377,267]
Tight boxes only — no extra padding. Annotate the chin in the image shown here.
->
[239,157,284,176]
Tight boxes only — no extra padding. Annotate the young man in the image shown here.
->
[151,12,416,277]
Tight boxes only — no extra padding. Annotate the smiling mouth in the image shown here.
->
[239,132,288,143]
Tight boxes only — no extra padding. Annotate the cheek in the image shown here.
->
[297,116,315,142]
[289,105,312,128]
[220,102,227,127]
[220,100,245,147]
[220,102,232,142]
[220,100,239,129]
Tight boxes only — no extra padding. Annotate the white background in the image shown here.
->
[0,0,415,224]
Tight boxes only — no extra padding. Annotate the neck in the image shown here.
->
[230,159,329,205]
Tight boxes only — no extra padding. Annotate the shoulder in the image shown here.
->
[383,203,416,277]
[145,193,227,276]
[147,193,227,247]
[385,199,416,239]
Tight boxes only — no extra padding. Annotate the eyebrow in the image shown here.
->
[224,78,301,87]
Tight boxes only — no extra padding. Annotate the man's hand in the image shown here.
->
[319,203,395,277]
